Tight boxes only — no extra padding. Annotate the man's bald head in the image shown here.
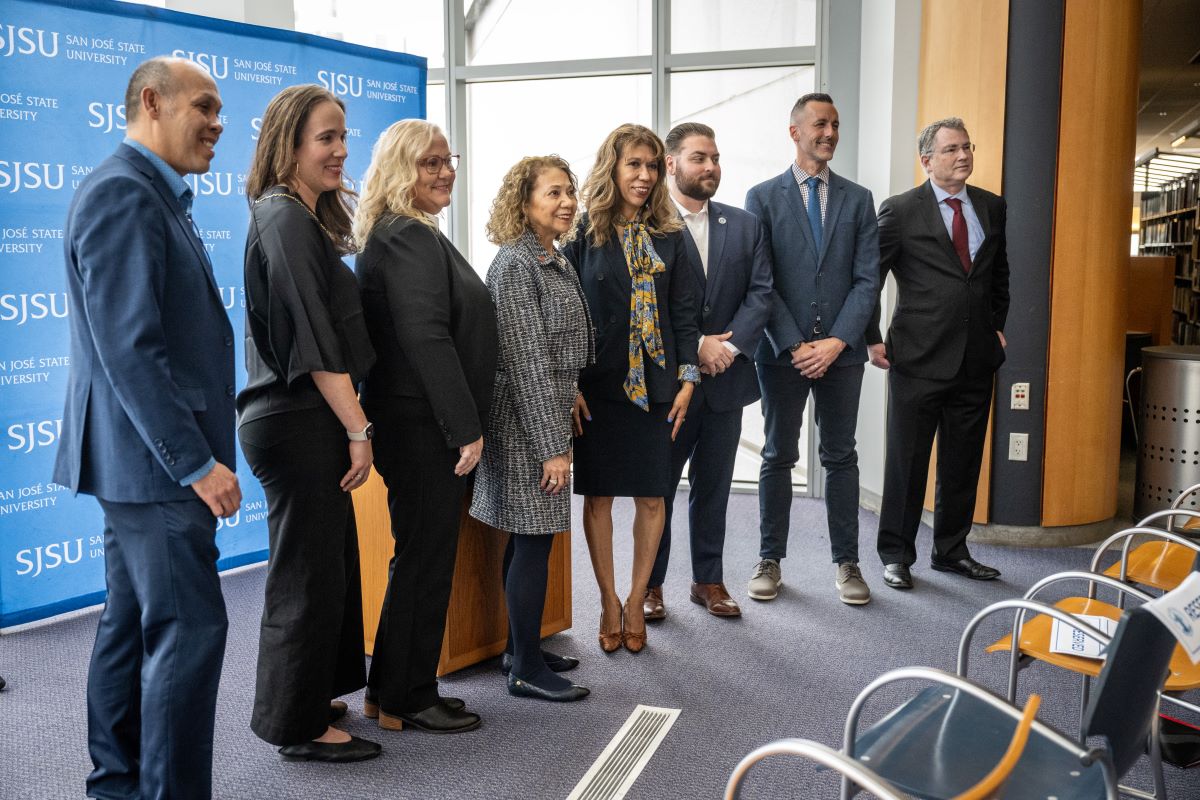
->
[124,56,208,124]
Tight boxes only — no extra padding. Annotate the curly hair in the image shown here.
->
[580,123,682,247]
[353,119,442,249]
[485,155,580,246]
[246,84,357,253]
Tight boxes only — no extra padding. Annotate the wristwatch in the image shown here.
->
[347,422,374,442]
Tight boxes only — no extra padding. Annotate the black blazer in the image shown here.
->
[867,181,1010,380]
[681,201,773,413]
[356,215,498,448]
[563,214,701,405]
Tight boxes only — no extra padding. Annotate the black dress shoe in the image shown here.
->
[278,735,381,763]
[392,702,481,733]
[500,651,581,675]
[507,673,590,702]
[364,693,464,718]
[882,563,914,589]
[931,556,1000,581]
[329,700,348,724]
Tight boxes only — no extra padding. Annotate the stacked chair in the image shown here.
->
[725,486,1200,800]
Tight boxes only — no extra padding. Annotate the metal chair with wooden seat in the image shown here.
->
[1099,508,1200,595]
[981,571,1197,799]
[725,693,1042,800]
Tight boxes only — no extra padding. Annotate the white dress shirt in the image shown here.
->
[672,195,740,358]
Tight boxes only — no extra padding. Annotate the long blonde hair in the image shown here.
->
[580,123,682,247]
[486,155,579,246]
[247,84,356,253]
[353,119,442,249]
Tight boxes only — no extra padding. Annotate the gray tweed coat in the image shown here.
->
[469,229,594,534]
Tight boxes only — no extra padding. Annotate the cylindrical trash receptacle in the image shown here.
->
[1135,345,1200,520]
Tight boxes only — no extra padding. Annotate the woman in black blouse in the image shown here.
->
[353,120,497,733]
[239,85,378,762]
[564,124,701,655]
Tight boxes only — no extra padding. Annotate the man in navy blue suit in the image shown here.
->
[745,93,879,606]
[643,122,772,621]
[53,57,240,800]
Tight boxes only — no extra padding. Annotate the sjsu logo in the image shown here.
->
[15,538,83,578]
[87,102,126,134]
[250,116,262,141]
[0,292,69,325]
[171,49,228,79]
[185,171,233,197]
[7,418,62,453]
[317,70,362,98]
[0,160,65,192]
[0,24,60,58]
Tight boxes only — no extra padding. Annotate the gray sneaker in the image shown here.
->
[748,559,782,600]
[836,562,871,605]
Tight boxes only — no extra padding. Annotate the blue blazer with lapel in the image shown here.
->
[745,167,879,367]
[54,144,236,503]
[563,214,701,405]
[679,200,773,412]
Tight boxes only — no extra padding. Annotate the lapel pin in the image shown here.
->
[717,216,726,225]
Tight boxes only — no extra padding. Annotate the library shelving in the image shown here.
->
[1139,171,1200,344]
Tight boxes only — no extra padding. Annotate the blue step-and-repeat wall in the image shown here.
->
[0,0,426,627]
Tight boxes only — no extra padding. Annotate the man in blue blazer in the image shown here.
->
[53,57,240,800]
[644,123,772,620]
[745,93,879,606]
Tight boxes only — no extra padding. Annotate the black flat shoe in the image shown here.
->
[882,563,914,590]
[930,556,1000,581]
[278,735,381,763]
[389,702,481,733]
[329,700,348,724]
[507,673,590,702]
[500,651,580,675]
[364,693,464,718]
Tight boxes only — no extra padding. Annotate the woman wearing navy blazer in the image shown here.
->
[564,124,701,654]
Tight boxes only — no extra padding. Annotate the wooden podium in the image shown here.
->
[350,471,572,675]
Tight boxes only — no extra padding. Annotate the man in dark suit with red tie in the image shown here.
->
[867,117,1009,590]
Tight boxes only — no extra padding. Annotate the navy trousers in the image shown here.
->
[757,362,864,564]
[650,389,743,586]
[88,498,227,800]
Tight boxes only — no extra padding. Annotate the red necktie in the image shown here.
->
[944,197,971,273]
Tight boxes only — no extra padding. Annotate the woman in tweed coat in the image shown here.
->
[470,156,593,702]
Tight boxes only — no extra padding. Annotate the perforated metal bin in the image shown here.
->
[1135,345,1200,520]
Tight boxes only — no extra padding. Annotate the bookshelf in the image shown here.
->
[1139,171,1199,344]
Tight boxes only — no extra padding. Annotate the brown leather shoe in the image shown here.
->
[690,582,742,617]
[643,586,666,621]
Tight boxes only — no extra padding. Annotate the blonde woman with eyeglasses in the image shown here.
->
[353,119,497,734]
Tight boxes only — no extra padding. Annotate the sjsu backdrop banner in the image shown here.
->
[0,0,425,627]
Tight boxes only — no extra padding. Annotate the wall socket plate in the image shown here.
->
[1010,382,1030,410]
[1009,432,1029,461]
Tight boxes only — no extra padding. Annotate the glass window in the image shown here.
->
[670,66,815,210]
[670,0,817,53]
[465,74,651,269]
[463,0,650,65]
[426,82,446,131]
[294,0,445,68]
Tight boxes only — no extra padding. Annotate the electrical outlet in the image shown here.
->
[1009,432,1029,461]
[1010,382,1030,410]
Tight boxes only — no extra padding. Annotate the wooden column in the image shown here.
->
[351,471,572,675]
[914,0,1010,523]
[1040,0,1141,525]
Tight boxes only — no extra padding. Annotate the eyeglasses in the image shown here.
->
[418,154,460,174]
[938,143,975,156]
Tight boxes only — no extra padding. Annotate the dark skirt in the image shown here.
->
[239,405,367,746]
[573,398,673,497]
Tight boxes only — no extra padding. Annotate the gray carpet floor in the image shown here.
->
[1,491,1197,799]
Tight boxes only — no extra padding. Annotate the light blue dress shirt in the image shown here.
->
[930,181,984,261]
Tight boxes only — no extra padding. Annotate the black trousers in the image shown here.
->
[365,397,466,714]
[876,366,994,566]
[240,406,366,746]
[650,390,742,586]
